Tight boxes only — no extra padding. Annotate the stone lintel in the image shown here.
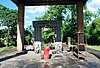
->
[33,20,62,28]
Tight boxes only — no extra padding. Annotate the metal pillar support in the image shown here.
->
[77,1,85,49]
[76,1,85,59]
[17,3,24,51]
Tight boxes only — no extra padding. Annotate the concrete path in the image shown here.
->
[0,51,100,68]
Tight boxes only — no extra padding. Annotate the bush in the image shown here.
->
[0,41,5,47]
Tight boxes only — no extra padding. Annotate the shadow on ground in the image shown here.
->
[0,51,27,62]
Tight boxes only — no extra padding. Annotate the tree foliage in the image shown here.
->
[0,4,17,47]
[42,28,54,43]
[36,5,67,43]
[1,4,99,46]
[36,5,78,43]
[88,17,100,45]
[24,25,34,45]
[36,5,99,45]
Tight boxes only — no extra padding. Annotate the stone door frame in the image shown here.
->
[33,20,62,43]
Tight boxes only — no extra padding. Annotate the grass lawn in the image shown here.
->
[86,45,100,51]
[0,47,7,52]
[0,46,16,52]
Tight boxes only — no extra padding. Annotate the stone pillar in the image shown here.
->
[34,26,42,53]
[40,27,42,42]
[67,37,71,45]
[55,26,61,42]
[34,27,42,42]
[17,3,24,51]
[34,27,38,41]
[37,27,42,42]
[76,1,85,50]
[55,26,62,52]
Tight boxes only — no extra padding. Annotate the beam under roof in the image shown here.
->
[11,0,88,6]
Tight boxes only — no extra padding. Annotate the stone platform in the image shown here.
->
[0,50,100,68]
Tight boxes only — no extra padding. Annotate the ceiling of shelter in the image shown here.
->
[11,0,88,6]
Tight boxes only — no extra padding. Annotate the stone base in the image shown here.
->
[55,42,62,53]
[33,41,41,54]
[26,45,34,50]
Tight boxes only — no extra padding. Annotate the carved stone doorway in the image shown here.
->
[33,20,62,52]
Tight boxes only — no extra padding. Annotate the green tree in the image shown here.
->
[88,17,100,45]
[42,28,54,43]
[36,5,94,44]
[0,4,17,47]
[94,8,100,18]
[36,5,68,43]
[63,5,77,43]
[24,26,34,45]
[83,5,94,44]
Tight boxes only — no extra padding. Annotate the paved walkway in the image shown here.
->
[0,51,100,68]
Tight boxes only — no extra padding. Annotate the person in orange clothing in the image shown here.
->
[44,47,50,59]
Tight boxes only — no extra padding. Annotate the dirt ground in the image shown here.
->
[0,49,100,68]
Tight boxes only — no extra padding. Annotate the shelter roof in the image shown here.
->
[11,0,88,6]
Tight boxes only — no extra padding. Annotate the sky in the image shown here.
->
[0,0,100,29]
